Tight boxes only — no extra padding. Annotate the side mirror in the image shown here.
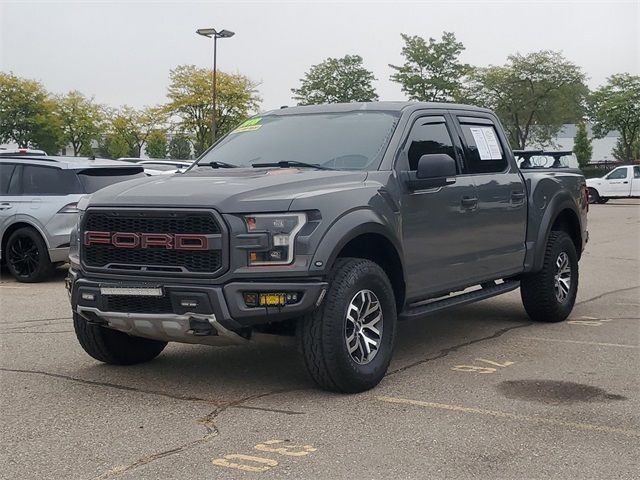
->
[404,154,457,190]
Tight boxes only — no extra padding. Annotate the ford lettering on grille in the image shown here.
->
[84,231,209,251]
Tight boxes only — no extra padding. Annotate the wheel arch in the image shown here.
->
[311,210,406,310]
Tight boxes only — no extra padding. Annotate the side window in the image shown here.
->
[21,166,80,195]
[0,164,16,195]
[606,168,627,180]
[407,120,456,171]
[459,123,507,174]
[634,166,640,179]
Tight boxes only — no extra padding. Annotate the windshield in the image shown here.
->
[196,111,400,170]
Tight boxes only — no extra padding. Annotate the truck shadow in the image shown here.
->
[73,297,531,402]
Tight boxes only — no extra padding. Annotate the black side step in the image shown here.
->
[399,280,520,321]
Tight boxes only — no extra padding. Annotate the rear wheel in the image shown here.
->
[5,227,54,282]
[299,258,397,393]
[73,313,167,365]
[520,231,578,323]
[587,188,600,204]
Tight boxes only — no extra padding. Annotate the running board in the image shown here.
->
[399,280,520,321]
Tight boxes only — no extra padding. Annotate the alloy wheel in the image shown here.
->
[344,289,383,365]
[8,235,40,278]
[554,251,572,303]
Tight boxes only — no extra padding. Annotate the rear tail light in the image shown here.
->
[58,202,79,214]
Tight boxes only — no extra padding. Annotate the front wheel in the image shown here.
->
[299,258,397,393]
[73,313,167,365]
[5,227,54,282]
[587,188,600,204]
[520,231,578,322]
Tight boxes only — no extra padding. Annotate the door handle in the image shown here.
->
[461,196,478,208]
[623,181,629,184]
[0,202,13,211]
[511,191,526,201]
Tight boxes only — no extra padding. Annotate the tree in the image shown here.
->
[0,72,64,153]
[462,50,588,149]
[291,55,378,105]
[168,134,192,160]
[108,105,166,158]
[165,65,261,156]
[389,32,470,102]
[573,121,592,168]
[56,91,104,156]
[146,129,168,158]
[589,74,640,162]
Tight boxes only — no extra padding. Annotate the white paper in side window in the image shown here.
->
[469,127,502,160]
[482,127,502,159]
[469,127,492,160]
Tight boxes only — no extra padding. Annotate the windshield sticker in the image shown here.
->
[469,127,502,160]
[232,124,262,133]
[232,117,263,134]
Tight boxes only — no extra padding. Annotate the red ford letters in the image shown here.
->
[84,231,209,251]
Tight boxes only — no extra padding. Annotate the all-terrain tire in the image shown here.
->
[73,313,167,365]
[5,227,55,282]
[520,231,578,323]
[299,258,397,393]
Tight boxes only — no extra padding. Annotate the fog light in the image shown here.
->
[243,292,258,307]
[243,292,301,308]
[81,292,95,301]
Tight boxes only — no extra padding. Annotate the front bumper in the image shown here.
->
[67,269,327,344]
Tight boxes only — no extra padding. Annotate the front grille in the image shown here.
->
[105,295,173,314]
[82,210,225,276]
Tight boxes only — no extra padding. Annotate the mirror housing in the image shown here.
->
[404,154,457,190]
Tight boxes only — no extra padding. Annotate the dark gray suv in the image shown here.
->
[68,102,588,392]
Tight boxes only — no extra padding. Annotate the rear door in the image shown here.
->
[601,167,632,197]
[632,167,640,196]
[451,113,528,279]
[398,112,483,299]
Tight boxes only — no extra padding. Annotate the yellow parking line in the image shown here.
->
[522,336,638,349]
[376,396,639,437]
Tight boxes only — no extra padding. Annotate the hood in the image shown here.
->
[585,177,603,187]
[86,167,368,213]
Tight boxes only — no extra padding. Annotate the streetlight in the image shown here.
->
[196,27,235,143]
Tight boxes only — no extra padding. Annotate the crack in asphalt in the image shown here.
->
[0,330,74,334]
[387,322,533,375]
[0,368,220,405]
[576,285,640,306]
[1,316,72,326]
[93,387,306,480]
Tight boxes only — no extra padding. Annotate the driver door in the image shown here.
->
[601,167,632,197]
[398,114,481,301]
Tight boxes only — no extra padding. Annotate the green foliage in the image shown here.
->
[573,121,592,167]
[99,134,133,159]
[291,55,378,105]
[168,134,192,160]
[389,32,470,102]
[165,65,261,156]
[0,72,64,153]
[589,73,640,162]
[462,50,588,149]
[106,105,166,158]
[56,91,104,156]
[146,129,168,158]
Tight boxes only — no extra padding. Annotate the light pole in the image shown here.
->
[196,27,235,144]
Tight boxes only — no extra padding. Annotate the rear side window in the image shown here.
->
[459,123,507,174]
[0,164,16,195]
[407,120,457,171]
[76,168,145,193]
[21,165,82,195]
[634,166,640,179]
[607,168,627,180]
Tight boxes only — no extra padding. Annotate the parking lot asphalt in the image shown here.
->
[1,200,638,480]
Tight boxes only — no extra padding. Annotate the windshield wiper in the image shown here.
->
[251,161,333,171]
[202,161,237,169]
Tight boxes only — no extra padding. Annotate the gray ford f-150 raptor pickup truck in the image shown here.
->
[67,102,588,393]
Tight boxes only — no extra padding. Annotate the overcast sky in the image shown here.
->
[1,0,638,112]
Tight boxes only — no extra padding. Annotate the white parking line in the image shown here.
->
[522,336,638,349]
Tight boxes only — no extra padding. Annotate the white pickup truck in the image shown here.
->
[587,165,640,203]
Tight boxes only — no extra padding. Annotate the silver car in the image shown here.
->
[0,156,145,282]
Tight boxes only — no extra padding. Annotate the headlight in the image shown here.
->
[244,213,306,265]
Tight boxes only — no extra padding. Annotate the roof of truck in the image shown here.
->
[263,101,493,116]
